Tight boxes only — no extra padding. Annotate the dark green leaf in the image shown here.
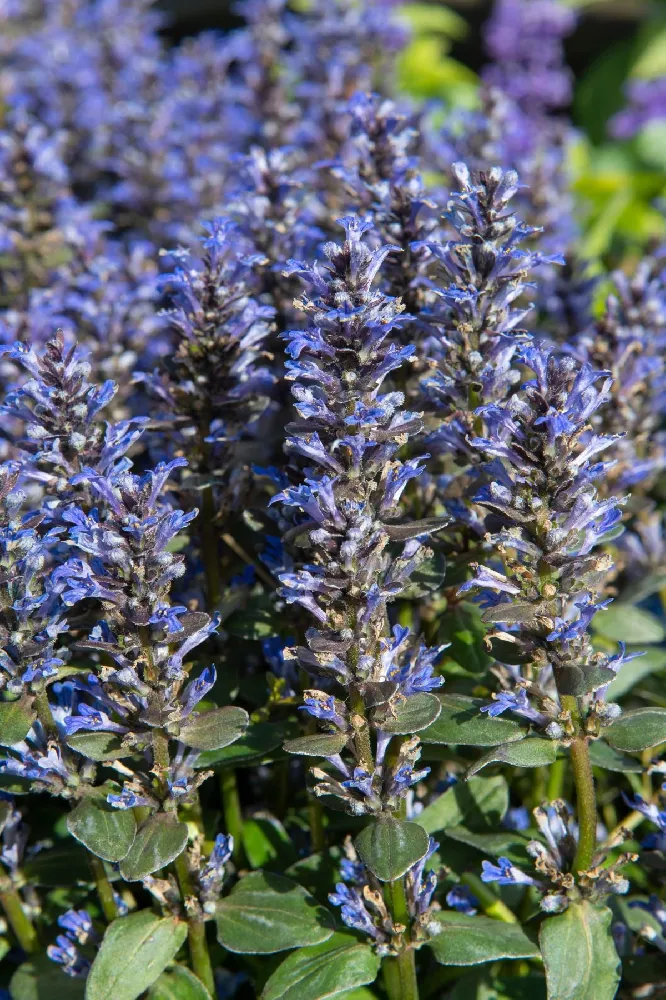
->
[372,693,441,734]
[148,966,212,999]
[540,902,620,1000]
[226,601,284,639]
[442,826,533,865]
[283,733,348,757]
[119,814,188,881]
[482,603,552,625]
[285,848,342,901]
[604,708,666,752]
[416,776,508,834]
[86,911,188,1000]
[0,698,35,747]
[10,955,86,1000]
[400,550,446,598]
[261,932,381,1000]
[354,817,429,882]
[0,773,32,795]
[66,732,136,760]
[196,722,286,768]
[439,602,492,674]
[420,694,527,747]
[588,739,643,773]
[178,706,249,751]
[67,798,137,862]
[216,872,334,954]
[23,843,94,886]
[594,605,665,645]
[428,912,539,966]
[466,738,557,778]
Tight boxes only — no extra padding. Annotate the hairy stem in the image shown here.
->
[0,875,38,954]
[561,695,597,874]
[173,851,216,996]
[382,879,419,1000]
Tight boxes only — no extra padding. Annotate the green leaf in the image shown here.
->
[438,602,492,674]
[286,848,342,901]
[594,605,665,644]
[354,817,429,882]
[400,3,468,39]
[242,816,297,870]
[0,698,35,747]
[216,872,334,954]
[420,694,527,747]
[400,550,446,599]
[86,911,188,1000]
[372,693,441,734]
[261,932,381,1000]
[177,706,249,751]
[604,708,666,752]
[620,567,666,605]
[67,798,137,862]
[66,732,136,761]
[148,966,212,999]
[10,955,86,1000]
[428,912,539,966]
[466,739,557,778]
[482,603,552,625]
[606,647,666,700]
[196,722,286,768]
[588,739,643,773]
[283,733,348,756]
[23,843,94,886]
[540,902,621,1000]
[416,776,509,834]
[119,814,188,881]
[226,600,283,639]
[442,826,533,866]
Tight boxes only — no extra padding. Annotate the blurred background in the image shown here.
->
[156,0,666,257]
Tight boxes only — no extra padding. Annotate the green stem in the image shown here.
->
[307,799,326,854]
[0,876,38,954]
[152,728,171,790]
[382,879,419,1000]
[174,851,216,997]
[546,756,566,801]
[89,855,117,923]
[461,873,517,923]
[219,768,245,866]
[561,695,597,874]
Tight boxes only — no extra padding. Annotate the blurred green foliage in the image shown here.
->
[396,1,666,261]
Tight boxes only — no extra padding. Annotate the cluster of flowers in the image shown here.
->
[0,0,665,996]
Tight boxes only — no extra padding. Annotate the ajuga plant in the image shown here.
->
[1,1,666,999]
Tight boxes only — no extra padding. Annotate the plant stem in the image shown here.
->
[307,799,326,854]
[461,872,517,923]
[89,855,117,923]
[219,768,246,866]
[546,756,566,801]
[382,878,419,1000]
[173,851,216,997]
[0,876,38,954]
[561,695,597,874]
